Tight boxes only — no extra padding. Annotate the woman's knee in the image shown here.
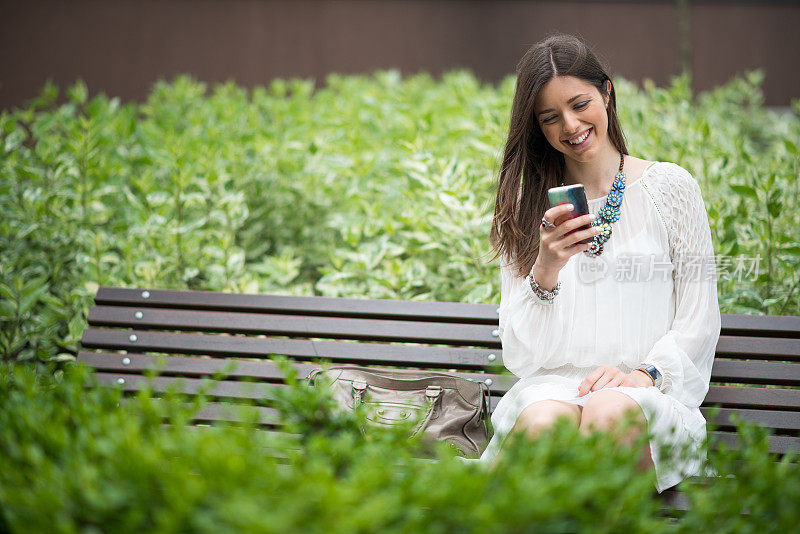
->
[512,400,581,436]
[579,390,645,432]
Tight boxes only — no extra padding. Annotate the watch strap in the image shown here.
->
[637,364,663,389]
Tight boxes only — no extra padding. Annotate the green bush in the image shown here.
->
[1,360,797,532]
[1,70,799,363]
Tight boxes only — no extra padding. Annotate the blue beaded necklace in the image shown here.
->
[585,153,625,257]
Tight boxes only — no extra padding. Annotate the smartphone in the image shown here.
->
[547,184,592,244]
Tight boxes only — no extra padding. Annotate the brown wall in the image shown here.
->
[1,0,798,110]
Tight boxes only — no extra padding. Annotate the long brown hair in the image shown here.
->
[489,34,628,277]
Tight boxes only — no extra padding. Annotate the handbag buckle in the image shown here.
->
[426,385,442,399]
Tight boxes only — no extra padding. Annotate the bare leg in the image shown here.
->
[489,399,582,471]
[579,390,654,471]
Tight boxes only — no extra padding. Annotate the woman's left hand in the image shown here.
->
[577,365,655,396]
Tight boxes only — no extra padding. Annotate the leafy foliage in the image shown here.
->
[1,360,797,532]
[1,70,799,363]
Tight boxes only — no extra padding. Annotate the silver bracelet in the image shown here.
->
[526,272,561,301]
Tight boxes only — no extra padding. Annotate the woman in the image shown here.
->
[480,34,721,493]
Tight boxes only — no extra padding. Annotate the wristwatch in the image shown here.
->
[637,364,663,389]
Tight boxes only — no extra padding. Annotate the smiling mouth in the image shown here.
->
[565,128,592,145]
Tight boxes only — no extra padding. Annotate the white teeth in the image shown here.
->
[568,129,590,145]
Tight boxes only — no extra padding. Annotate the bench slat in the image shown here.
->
[191,402,281,425]
[184,404,800,434]
[80,352,320,380]
[166,403,800,434]
[78,351,515,393]
[704,385,800,410]
[714,336,800,360]
[93,373,284,400]
[711,432,799,455]
[702,407,800,431]
[87,306,500,346]
[133,400,284,426]
[719,314,800,339]
[94,287,501,324]
[184,405,800,436]
[711,359,800,386]
[79,330,500,369]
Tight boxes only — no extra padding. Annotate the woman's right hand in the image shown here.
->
[533,204,600,290]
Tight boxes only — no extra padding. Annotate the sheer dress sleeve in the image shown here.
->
[640,164,722,408]
[498,258,573,378]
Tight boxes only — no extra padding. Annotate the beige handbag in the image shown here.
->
[306,366,491,458]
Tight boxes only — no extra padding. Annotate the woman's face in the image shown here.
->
[533,75,612,164]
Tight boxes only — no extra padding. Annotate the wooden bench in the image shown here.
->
[78,286,800,486]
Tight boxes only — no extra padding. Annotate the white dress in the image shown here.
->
[478,161,722,493]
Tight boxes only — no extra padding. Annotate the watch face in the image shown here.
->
[653,369,662,381]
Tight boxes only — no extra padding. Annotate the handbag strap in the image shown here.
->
[410,386,442,438]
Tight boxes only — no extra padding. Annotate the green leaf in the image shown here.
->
[767,189,783,218]
[0,282,15,301]
[779,244,800,257]
[18,280,49,316]
[0,300,16,319]
[67,79,89,105]
[729,184,758,201]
